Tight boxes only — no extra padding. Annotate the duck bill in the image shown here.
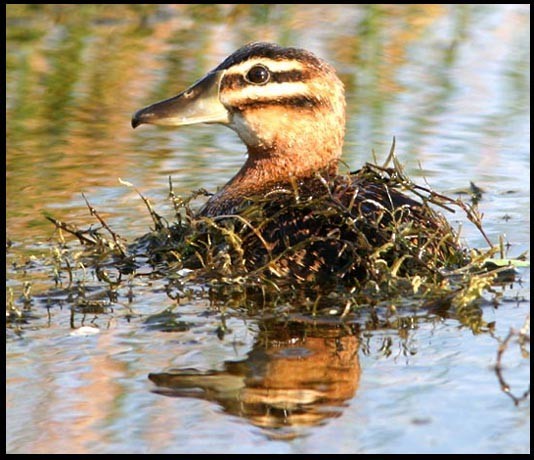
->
[131,70,229,128]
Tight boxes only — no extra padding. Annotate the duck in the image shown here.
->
[131,42,464,286]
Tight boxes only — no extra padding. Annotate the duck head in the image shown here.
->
[132,42,346,215]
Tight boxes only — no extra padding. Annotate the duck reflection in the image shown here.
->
[149,319,360,430]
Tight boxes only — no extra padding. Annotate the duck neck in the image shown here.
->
[226,144,339,196]
[200,145,339,216]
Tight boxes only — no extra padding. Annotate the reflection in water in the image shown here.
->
[149,319,360,433]
[6,4,530,454]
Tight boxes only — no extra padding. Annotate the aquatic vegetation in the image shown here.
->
[18,152,521,323]
[6,149,529,405]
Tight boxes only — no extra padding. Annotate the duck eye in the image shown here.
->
[245,65,270,85]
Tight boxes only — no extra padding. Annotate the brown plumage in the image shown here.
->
[132,42,464,285]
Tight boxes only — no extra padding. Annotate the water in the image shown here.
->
[6,4,530,454]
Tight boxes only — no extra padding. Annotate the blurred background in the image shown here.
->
[6,4,530,454]
[7,4,530,246]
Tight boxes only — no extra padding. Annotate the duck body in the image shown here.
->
[132,42,464,285]
[197,169,460,285]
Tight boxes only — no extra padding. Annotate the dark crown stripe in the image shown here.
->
[215,42,323,71]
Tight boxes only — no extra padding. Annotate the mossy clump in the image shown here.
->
[41,152,525,323]
[125,150,472,294]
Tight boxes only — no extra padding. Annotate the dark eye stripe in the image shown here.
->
[235,96,330,111]
[222,69,311,91]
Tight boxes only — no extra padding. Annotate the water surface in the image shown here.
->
[6,4,530,454]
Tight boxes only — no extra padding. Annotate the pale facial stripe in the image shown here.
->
[222,80,313,106]
[224,58,305,76]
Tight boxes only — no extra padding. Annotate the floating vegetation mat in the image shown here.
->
[8,151,528,331]
[7,152,530,403]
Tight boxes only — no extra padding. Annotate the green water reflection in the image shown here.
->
[6,4,530,455]
[7,4,529,243]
